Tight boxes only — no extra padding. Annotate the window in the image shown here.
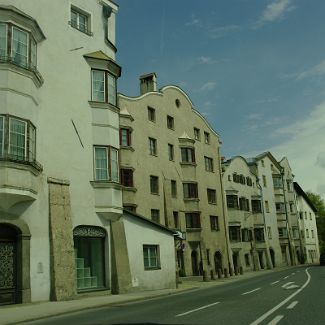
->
[150,175,159,194]
[239,197,250,211]
[242,228,252,242]
[167,115,174,129]
[287,180,292,191]
[151,209,160,223]
[261,159,265,167]
[204,131,210,144]
[149,137,157,156]
[305,212,307,219]
[0,23,37,70]
[309,212,312,220]
[168,143,174,161]
[251,200,262,213]
[0,115,37,163]
[94,146,119,182]
[173,211,179,228]
[143,245,160,269]
[148,106,155,122]
[278,227,288,238]
[120,128,131,147]
[289,202,295,213]
[311,229,314,238]
[267,227,272,239]
[71,7,90,34]
[306,229,309,238]
[229,226,241,241]
[210,216,219,231]
[262,175,267,187]
[183,183,198,199]
[204,156,214,172]
[276,202,286,214]
[292,227,299,239]
[91,70,116,105]
[120,169,133,187]
[171,180,177,198]
[227,195,238,209]
[273,177,283,188]
[185,213,201,229]
[207,189,217,204]
[194,128,200,141]
[246,177,253,186]
[181,147,195,163]
[254,228,265,242]
[265,200,270,213]
[124,205,136,213]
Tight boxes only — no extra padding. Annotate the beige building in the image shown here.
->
[118,73,231,277]
[222,156,270,273]
[294,182,320,264]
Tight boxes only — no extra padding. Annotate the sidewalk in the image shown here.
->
[0,266,297,325]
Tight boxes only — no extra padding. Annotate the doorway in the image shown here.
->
[191,250,199,276]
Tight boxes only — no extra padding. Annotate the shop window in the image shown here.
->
[74,226,106,291]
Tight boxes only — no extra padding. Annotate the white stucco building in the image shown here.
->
[294,182,320,264]
[0,0,175,306]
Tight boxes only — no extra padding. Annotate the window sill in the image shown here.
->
[120,145,135,152]
[122,186,137,192]
[90,181,121,190]
[150,192,160,196]
[180,162,197,167]
[186,228,202,232]
[208,202,217,205]
[210,228,220,232]
[184,198,199,202]
[88,101,119,113]
[144,267,161,271]
[69,22,93,36]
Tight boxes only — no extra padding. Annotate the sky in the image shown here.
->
[115,0,325,199]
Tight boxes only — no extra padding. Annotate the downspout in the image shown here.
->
[281,169,294,265]
[218,148,232,273]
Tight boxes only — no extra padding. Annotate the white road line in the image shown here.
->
[175,302,220,317]
[282,282,294,289]
[271,280,280,285]
[250,268,311,325]
[291,272,295,275]
[287,301,298,309]
[242,288,261,295]
[267,315,284,325]
[283,276,289,279]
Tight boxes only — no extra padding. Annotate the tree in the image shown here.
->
[306,191,325,253]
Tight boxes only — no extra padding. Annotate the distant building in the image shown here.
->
[118,73,231,277]
[222,156,270,272]
[294,182,320,264]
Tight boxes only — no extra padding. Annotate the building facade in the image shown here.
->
[222,156,270,273]
[0,1,176,306]
[294,182,320,264]
[118,73,231,277]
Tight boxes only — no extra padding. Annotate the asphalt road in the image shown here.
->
[23,265,325,325]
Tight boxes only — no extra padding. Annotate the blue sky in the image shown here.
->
[115,0,325,198]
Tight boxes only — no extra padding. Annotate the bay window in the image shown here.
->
[94,146,119,182]
[181,147,195,163]
[0,22,37,70]
[0,115,36,162]
[91,69,116,105]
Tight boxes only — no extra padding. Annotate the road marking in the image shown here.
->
[287,301,298,309]
[267,315,284,325]
[291,272,295,275]
[283,276,289,279]
[271,280,280,285]
[281,282,294,289]
[242,288,261,295]
[250,268,311,325]
[282,282,299,290]
[175,302,220,317]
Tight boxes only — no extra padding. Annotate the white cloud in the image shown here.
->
[269,102,325,199]
[208,25,241,39]
[185,15,201,27]
[199,81,217,92]
[247,113,262,120]
[255,0,295,27]
[295,60,325,80]
[197,56,217,65]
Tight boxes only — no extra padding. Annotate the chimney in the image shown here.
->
[139,73,157,95]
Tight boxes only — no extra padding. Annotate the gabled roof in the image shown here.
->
[248,151,282,171]
[293,182,317,213]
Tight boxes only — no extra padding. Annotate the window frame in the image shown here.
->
[151,209,160,223]
[150,175,159,194]
[91,69,117,106]
[194,127,200,141]
[120,168,134,187]
[181,147,195,164]
[120,128,132,147]
[143,245,160,270]
[168,143,174,161]
[149,137,157,156]
[185,212,201,229]
[210,215,219,231]
[207,188,217,204]
[204,131,210,144]
[204,156,214,172]
[70,6,91,35]
[148,106,156,122]
[183,182,198,199]
[167,115,174,130]
[171,180,177,198]
[93,145,119,182]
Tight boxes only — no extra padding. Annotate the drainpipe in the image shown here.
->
[218,148,232,273]
[281,170,294,266]
[256,177,272,269]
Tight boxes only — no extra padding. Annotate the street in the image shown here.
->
[23,266,325,325]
